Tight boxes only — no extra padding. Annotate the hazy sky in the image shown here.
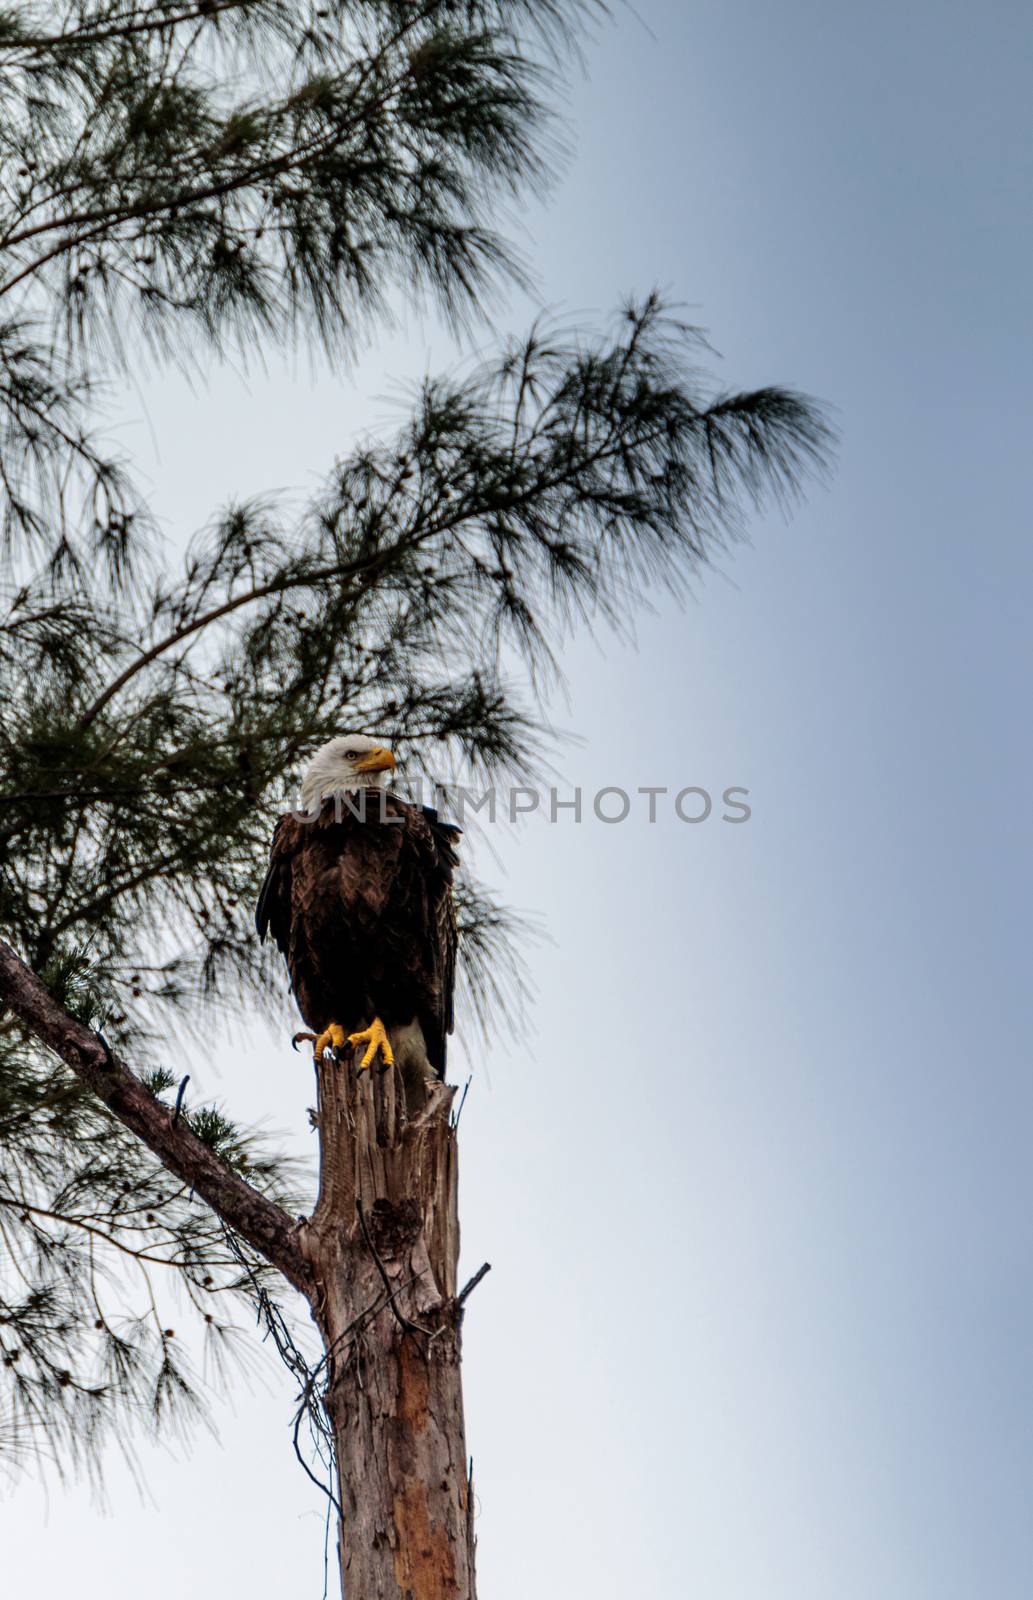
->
[4,2,1032,1597]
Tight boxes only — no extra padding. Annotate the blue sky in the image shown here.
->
[4,2,1031,1596]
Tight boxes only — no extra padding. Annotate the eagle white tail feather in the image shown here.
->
[388,1017,437,1114]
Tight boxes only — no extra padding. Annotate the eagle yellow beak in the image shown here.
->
[355,746,396,775]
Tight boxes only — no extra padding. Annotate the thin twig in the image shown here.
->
[172,1075,190,1124]
[450,1075,472,1130]
[291,1398,344,1520]
[457,1262,491,1307]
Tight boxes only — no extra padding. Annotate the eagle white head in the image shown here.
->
[299,734,397,812]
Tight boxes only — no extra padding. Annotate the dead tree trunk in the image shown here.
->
[299,1043,477,1600]
[0,942,481,1598]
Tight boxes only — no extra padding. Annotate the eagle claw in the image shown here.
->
[292,1020,394,1073]
[299,1023,348,1066]
[347,1017,394,1074]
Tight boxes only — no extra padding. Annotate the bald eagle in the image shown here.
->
[256,736,460,1099]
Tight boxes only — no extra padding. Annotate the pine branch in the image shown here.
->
[0,0,254,54]
[0,1193,235,1269]
[0,939,311,1297]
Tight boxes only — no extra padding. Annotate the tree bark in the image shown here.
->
[299,1045,477,1600]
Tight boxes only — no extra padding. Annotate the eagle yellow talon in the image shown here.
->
[347,1017,394,1073]
[307,1022,348,1063]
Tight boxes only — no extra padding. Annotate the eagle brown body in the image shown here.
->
[256,792,460,1080]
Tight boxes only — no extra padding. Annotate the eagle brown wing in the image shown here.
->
[255,815,292,955]
[256,797,460,1078]
[421,810,461,1077]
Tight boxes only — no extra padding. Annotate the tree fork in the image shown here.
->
[299,1044,477,1600]
[0,939,480,1595]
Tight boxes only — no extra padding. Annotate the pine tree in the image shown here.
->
[0,2,831,1591]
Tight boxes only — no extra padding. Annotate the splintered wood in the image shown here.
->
[300,1048,476,1600]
